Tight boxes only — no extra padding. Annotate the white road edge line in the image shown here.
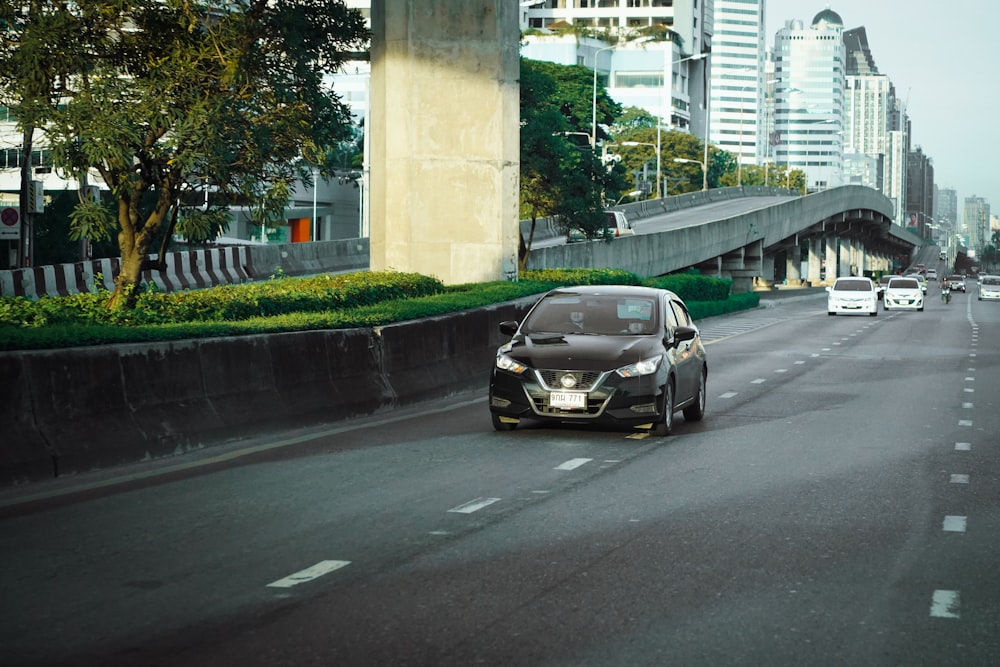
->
[267,560,351,589]
[555,458,593,471]
[448,497,501,514]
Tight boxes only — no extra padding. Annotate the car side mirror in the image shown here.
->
[672,326,697,345]
[499,321,519,337]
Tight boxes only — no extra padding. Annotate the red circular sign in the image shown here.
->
[1,207,17,226]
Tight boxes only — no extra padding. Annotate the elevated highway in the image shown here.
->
[526,185,923,292]
[1,186,924,299]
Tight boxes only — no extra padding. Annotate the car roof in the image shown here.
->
[545,285,676,300]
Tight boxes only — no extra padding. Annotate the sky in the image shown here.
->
[764,0,998,223]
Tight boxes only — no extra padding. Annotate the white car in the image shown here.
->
[827,277,878,316]
[883,277,924,311]
[926,269,938,281]
[978,275,1000,301]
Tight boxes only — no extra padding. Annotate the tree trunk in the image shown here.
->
[518,215,537,275]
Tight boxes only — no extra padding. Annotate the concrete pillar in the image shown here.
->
[825,236,838,283]
[785,244,802,285]
[807,238,822,285]
[369,1,520,284]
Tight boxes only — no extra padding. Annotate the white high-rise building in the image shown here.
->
[771,9,846,191]
[709,0,764,175]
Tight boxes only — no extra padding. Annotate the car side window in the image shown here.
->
[670,300,692,328]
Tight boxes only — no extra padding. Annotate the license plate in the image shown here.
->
[549,391,586,409]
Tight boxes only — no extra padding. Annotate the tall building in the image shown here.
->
[904,147,934,238]
[521,1,714,173]
[709,0,765,173]
[935,186,958,239]
[842,27,891,194]
[964,196,991,256]
[771,10,845,192]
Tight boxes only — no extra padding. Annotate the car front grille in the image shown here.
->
[535,369,605,391]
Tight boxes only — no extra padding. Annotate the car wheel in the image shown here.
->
[491,413,517,431]
[918,306,924,311]
[652,380,675,437]
[869,310,877,317]
[683,368,707,422]
[827,311,836,316]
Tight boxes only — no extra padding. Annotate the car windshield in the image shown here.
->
[889,279,918,289]
[833,279,871,291]
[948,276,962,281]
[523,293,658,335]
[981,276,1000,286]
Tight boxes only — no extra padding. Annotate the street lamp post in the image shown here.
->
[591,44,618,149]
[673,157,706,192]
[657,51,708,199]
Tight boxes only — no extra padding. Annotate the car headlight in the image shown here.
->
[496,354,528,374]
[616,355,662,378]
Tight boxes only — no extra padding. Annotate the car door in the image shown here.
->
[666,296,700,404]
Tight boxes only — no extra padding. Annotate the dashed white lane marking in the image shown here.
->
[955,442,971,451]
[965,376,975,381]
[962,402,974,409]
[267,560,351,588]
[448,497,501,514]
[751,378,767,384]
[555,458,592,471]
[719,392,738,398]
[943,515,967,532]
[964,388,974,393]
[930,590,961,619]
[950,474,969,484]
[794,360,805,365]
[959,420,973,427]
[775,368,788,373]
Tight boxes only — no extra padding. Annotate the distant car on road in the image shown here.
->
[489,285,707,436]
[883,277,924,311]
[926,269,938,281]
[904,273,928,294]
[826,277,878,316]
[876,275,894,299]
[978,275,1000,301]
[946,275,966,292]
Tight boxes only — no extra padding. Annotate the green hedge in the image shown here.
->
[0,268,759,351]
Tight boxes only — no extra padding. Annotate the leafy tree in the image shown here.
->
[518,57,628,270]
[0,1,368,309]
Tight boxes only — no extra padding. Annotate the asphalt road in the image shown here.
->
[2,274,998,666]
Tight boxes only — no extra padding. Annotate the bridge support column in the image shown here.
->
[825,237,839,284]
[369,0,520,284]
[807,238,823,285]
[785,244,803,285]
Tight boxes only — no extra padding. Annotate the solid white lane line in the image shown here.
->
[448,497,501,514]
[555,458,592,471]
[267,560,351,589]
[943,515,967,532]
[930,590,960,619]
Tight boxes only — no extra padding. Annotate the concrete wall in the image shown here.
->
[0,296,539,485]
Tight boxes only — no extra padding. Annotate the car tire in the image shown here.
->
[918,306,924,311]
[682,368,707,422]
[491,413,517,431]
[828,311,836,316]
[652,380,675,437]
[869,311,877,317]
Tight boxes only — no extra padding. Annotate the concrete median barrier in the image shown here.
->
[0,296,538,485]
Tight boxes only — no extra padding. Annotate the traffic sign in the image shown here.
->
[0,206,19,240]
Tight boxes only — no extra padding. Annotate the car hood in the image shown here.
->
[503,333,664,371]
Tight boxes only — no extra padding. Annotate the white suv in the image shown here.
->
[827,277,878,316]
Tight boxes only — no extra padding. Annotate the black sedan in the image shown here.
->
[489,285,707,436]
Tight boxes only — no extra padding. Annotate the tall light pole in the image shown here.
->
[673,157,706,192]
[658,51,708,199]
[591,44,618,149]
